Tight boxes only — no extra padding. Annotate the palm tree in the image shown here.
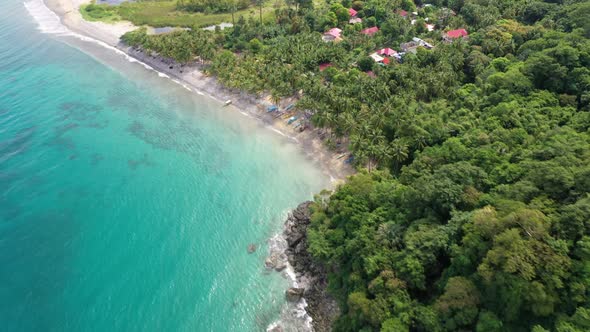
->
[256,0,264,25]
[230,0,237,26]
[390,139,409,173]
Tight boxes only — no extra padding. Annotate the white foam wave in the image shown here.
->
[23,0,71,35]
[267,126,299,143]
[266,232,313,332]
[23,0,186,84]
[171,79,192,91]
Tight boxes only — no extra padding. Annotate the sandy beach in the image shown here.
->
[43,0,354,183]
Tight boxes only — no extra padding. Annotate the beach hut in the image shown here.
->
[361,27,379,36]
[443,28,468,42]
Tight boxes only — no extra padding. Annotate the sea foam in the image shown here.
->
[266,232,314,332]
[23,0,71,35]
[23,0,194,89]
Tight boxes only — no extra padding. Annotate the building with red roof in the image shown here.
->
[361,27,379,36]
[349,8,357,17]
[322,28,342,42]
[443,28,468,41]
[398,9,408,17]
[377,48,397,56]
[319,63,333,71]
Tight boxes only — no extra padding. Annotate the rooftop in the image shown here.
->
[445,28,468,39]
[361,27,379,35]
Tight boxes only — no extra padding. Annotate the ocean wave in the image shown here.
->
[22,0,200,90]
[23,0,71,35]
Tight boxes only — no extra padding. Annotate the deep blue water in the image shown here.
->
[0,1,327,330]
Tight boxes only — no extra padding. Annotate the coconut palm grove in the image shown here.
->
[115,0,590,330]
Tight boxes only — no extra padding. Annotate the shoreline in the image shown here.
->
[282,202,339,331]
[36,0,346,330]
[265,202,338,332]
[41,0,354,184]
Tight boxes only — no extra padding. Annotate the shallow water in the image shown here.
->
[1,1,328,331]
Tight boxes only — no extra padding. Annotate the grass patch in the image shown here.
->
[80,3,122,23]
[81,1,278,28]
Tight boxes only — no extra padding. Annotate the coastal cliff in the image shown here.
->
[283,202,339,332]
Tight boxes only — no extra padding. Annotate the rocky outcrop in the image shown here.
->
[283,202,340,332]
[248,243,257,254]
[285,287,305,302]
[265,252,288,272]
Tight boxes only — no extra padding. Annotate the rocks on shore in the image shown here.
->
[285,287,305,302]
[267,325,283,332]
[282,201,340,332]
[247,243,257,254]
[265,252,288,272]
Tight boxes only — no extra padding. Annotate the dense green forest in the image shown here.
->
[120,0,590,330]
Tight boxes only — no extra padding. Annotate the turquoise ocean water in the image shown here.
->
[0,1,328,330]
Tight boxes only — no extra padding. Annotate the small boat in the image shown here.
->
[284,103,294,111]
[266,105,278,112]
[224,100,232,107]
[287,116,298,124]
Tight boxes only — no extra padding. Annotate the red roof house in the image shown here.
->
[319,63,333,71]
[361,27,379,36]
[377,48,397,56]
[398,9,408,17]
[349,8,358,17]
[444,28,468,41]
[382,57,390,65]
[326,28,342,37]
[322,28,342,42]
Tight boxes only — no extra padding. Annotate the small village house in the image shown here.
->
[319,63,333,71]
[361,27,379,36]
[322,28,342,42]
[443,28,468,42]
[401,37,434,53]
[377,48,397,56]
[370,53,385,63]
